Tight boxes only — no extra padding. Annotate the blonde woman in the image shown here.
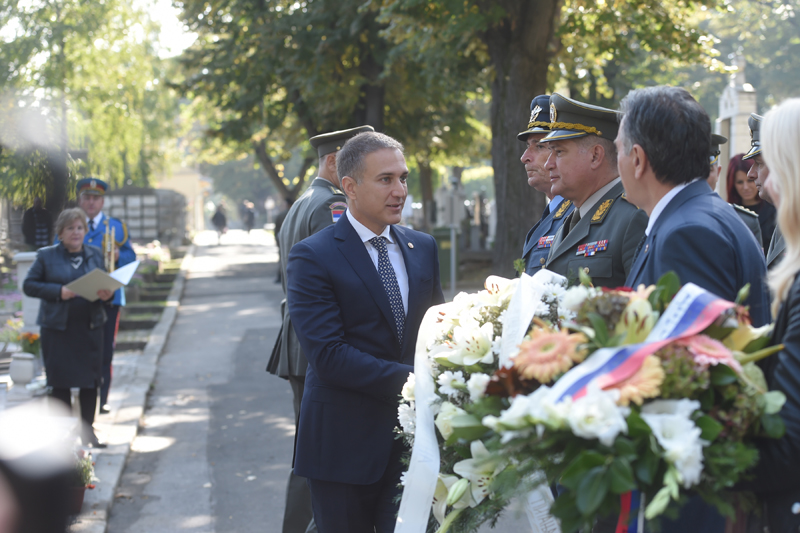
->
[744,98,800,531]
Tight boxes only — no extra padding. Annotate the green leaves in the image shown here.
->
[695,415,724,441]
[709,364,739,386]
[576,467,609,515]
[648,271,681,312]
[609,459,637,494]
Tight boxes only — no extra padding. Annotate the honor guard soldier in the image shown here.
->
[519,94,575,274]
[541,93,648,288]
[707,134,763,248]
[267,125,374,533]
[72,178,136,413]
[744,113,785,270]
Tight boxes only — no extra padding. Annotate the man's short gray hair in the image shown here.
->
[576,135,618,173]
[336,132,404,183]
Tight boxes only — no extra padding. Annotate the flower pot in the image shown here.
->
[9,352,35,385]
[67,485,86,515]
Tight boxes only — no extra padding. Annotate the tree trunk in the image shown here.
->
[484,0,559,277]
[252,139,314,202]
[417,159,434,232]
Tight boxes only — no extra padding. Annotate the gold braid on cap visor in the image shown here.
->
[526,120,552,129]
[548,122,603,136]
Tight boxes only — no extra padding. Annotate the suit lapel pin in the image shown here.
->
[644,244,649,253]
[407,242,414,249]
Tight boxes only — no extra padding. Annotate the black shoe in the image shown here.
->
[99,405,110,414]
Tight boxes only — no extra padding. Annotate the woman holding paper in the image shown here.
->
[23,207,113,447]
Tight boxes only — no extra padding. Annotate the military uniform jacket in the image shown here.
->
[767,226,786,271]
[522,197,574,275]
[545,180,647,288]
[56,212,135,306]
[731,203,763,250]
[269,178,348,379]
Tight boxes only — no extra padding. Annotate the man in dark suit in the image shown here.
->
[616,86,770,530]
[743,113,786,270]
[267,125,373,533]
[520,94,575,274]
[287,131,444,533]
[541,93,648,288]
[619,86,769,329]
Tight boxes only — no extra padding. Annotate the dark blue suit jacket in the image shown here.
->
[522,197,574,275]
[287,214,444,485]
[625,180,769,327]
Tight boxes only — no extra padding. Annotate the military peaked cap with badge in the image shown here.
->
[309,125,375,158]
[77,177,108,196]
[542,93,621,142]
[517,94,552,141]
[710,133,727,165]
[743,113,763,161]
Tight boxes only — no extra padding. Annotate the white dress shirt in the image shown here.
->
[346,209,409,315]
[88,212,103,231]
[645,181,692,236]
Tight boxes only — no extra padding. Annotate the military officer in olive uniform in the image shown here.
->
[267,125,373,533]
[68,178,136,414]
[707,133,763,248]
[743,113,786,270]
[541,93,648,287]
[519,94,575,274]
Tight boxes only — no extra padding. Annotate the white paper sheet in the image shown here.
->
[64,260,140,302]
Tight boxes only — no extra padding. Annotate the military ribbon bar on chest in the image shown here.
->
[537,235,555,249]
[576,239,608,257]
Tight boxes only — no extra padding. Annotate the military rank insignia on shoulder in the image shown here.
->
[329,186,344,196]
[329,201,347,223]
[553,200,572,219]
[732,203,757,217]
[591,198,614,224]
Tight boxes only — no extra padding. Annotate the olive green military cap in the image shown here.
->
[541,93,621,142]
[710,133,727,165]
[742,113,763,161]
[309,126,375,158]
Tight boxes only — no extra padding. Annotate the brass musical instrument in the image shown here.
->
[104,224,116,273]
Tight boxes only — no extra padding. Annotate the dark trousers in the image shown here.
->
[100,304,119,406]
[307,438,405,533]
[51,387,97,435]
[283,376,315,533]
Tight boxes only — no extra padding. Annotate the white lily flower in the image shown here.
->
[435,401,466,440]
[432,474,468,524]
[453,440,506,506]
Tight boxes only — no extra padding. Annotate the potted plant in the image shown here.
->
[68,449,95,515]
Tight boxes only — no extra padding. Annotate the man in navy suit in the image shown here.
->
[519,94,575,274]
[286,131,444,533]
[616,86,770,530]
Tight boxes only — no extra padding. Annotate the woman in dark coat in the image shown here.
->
[746,99,800,532]
[23,208,114,447]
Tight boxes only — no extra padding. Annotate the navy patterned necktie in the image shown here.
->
[369,236,405,341]
[88,219,94,232]
[632,234,647,264]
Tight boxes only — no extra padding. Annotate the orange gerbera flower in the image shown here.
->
[512,327,588,383]
[605,355,665,406]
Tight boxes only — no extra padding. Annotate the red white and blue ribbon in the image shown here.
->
[616,490,644,533]
[550,283,734,403]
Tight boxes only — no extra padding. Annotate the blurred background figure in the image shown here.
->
[727,153,776,253]
[21,197,52,250]
[23,208,114,448]
[0,402,75,533]
[242,201,256,233]
[211,203,227,244]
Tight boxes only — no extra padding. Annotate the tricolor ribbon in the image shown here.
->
[550,283,734,403]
